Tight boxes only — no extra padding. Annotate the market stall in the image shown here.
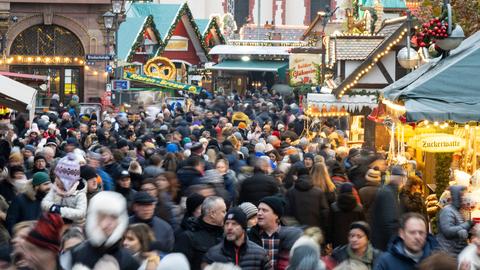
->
[0,74,37,123]
[380,30,480,195]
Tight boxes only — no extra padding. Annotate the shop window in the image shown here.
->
[11,25,84,56]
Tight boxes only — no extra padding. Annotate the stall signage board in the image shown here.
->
[123,72,201,94]
[412,133,465,153]
[112,80,130,91]
[289,53,322,86]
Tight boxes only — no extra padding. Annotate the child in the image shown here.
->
[41,153,87,225]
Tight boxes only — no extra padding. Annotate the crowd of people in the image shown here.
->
[0,90,477,270]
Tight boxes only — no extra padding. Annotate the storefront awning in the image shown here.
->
[208,60,288,72]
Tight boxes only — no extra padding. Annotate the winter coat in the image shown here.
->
[103,162,123,181]
[371,183,400,251]
[359,181,380,227]
[5,185,44,233]
[285,175,329,231]
[330,244,382,270]
[373,235,439,270]
[329,193,365,248]
[238,172,279,206]
[63,240,139,270]
[347,164,369,189]
[0,180,15,205]
[203,237,272,270]
[399,190,427,218]
[41,180,87,224]
[458,244,480,270]
[174,218,224,270]
[129,215,174,252]
[437,185,472,255]
[248,225,302,270]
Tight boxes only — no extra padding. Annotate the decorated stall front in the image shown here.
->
[381,30,480,204]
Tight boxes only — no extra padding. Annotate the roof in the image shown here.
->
[333,36,385,60]
[333,17,407,97]
[240,24,308,40]
[118,16,150,62]
[307,93,378,112]
[209,45,291,56]
[0,74,37,113]
[363,0,407,9]
[382,31,480,123]
[208,60,288,72]
[127,3,182,41]
[376,17,408,36]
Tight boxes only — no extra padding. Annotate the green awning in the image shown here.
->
[209,60,288,72]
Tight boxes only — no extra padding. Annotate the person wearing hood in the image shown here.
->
[0,165,28,205]
[436,185,472,255]
[6,172,51,233]
[371,165,406,251]
[285,167,329,231]
[328,183,365,248]
[41,153,87,225]
[374,213,439,270]
[61,191,140,270]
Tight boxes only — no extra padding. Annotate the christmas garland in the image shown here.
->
[435,152,453,198]
[127,15,162,62]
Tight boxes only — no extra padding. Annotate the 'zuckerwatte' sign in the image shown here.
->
[412,133,465,153]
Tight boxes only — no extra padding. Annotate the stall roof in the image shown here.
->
[307,93,378,112]
[382,31,480,123]
[0,74,37,114]
[208,45,291,56]
[208,60,288,72]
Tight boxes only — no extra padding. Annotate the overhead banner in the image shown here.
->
[123,72,201,94]
[289,53,322,86]
[410,133,465,153]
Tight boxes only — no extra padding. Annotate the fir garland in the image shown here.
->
[435,152,453,198]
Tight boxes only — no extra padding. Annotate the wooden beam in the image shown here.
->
[376,60,394,84]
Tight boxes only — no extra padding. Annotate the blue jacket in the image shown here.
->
[373,235,439,270]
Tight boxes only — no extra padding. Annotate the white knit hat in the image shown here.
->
[54,153,81,191]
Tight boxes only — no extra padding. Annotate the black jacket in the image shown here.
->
[177,166,204,192]
[329,193,365,248]
[371,184,400,251]
[5,190,44,233]
[65,240,139,270]
[174,218,224,270]
[203,237,272,270]
[238,172,279,206]
[285,175,329,231]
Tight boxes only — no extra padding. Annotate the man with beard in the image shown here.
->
[61,191,139,270]
[15,213,64,270]
[6,172,51,233]
[203,207,271,270]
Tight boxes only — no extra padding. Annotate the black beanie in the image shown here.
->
[224,207,247,229]
[186,193,205,216]
[259,196,285,218]
[80,165,97,180]
[350,221,371,239]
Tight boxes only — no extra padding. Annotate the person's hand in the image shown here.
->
[459,261,470,270]
[49,204,62,214]
[458,229,469,240]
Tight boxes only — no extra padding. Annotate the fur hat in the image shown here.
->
[86,191,129,248]
[54,153,80,191]
[128,161,142,175]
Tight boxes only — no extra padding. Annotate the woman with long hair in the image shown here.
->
[311,160,337,205]
[123,223,160,270]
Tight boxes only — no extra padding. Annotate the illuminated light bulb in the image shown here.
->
[465,124,470,129]
[85,66,90,71]
[424,120,429,125]
[79,60,84,65]
[433,121,439,126]
[93,71,98,76]
[27,57,32,62]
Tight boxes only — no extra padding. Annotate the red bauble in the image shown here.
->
[434,26,439,31]
[420,42,426,47]
[437,22,442,27]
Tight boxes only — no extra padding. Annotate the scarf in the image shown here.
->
[347,243,374,268]
[54,180,79,197]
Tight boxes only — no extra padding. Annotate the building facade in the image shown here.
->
[0,0,114,105]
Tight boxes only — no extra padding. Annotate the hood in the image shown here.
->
[337,193,358,211]
[450,185,466,209]
[294,175,313,191]
[389,234,438,262]
[86,191,129,248]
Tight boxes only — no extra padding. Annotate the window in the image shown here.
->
[10,25,84,56]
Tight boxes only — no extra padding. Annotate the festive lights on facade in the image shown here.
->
[338,28,408,98]
[2,55,85,65]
